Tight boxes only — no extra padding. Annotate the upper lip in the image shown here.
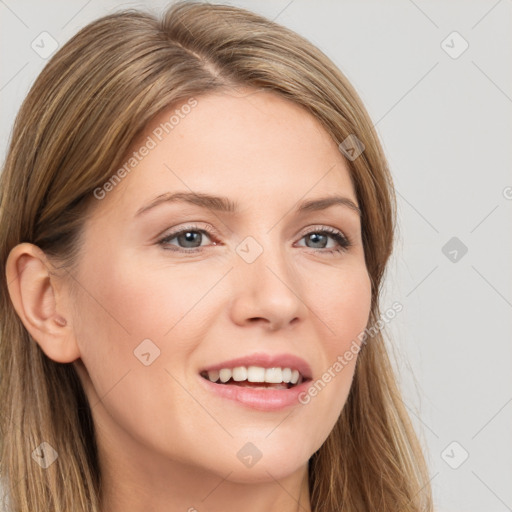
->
[200,352,313,380]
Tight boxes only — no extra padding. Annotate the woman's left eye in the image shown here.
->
[296,229,352,253]
[158,226,351,255]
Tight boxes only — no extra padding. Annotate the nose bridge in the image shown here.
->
[230,231,306,329]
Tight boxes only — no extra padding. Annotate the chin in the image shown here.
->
[194,438,312,484]
[224,458,309,484]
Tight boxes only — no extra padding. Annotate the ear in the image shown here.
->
[5,242,80,363]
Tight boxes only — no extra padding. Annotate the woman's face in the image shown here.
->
[70,88,372,483]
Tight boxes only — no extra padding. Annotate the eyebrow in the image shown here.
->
[135,191,361,218]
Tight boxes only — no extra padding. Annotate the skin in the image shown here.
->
[6,88,372,512]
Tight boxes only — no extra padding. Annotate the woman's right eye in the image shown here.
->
[158,227,216,253]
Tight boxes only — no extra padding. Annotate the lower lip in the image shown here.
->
[198,376,311,412]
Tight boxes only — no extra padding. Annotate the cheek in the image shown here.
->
[289,262,371,448]
[71,248,222,401]
[70,252,210,458]
[78,248,218,341]
[308,261,372,352]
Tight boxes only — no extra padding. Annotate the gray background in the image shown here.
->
[1,1,511,510]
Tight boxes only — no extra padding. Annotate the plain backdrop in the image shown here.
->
[1,1,511,511]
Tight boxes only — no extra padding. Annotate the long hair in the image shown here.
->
[0,2,433,511]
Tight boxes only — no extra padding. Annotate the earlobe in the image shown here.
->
[5,242,80,363]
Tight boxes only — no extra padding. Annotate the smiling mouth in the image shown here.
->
[200,366,307,390]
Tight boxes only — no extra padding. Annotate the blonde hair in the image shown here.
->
[0,2,433,511]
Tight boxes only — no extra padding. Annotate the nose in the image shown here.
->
[229,240,307,331]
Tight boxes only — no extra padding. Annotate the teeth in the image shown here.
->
[232,366,247,381]
[208,369,220,382]
[264,367,283,383]
[219,369,232,383]
[247,366,265,382]
[205,366,304,385]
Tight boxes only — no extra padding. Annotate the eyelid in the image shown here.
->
[298,224,345,238]
[158,223,218,241]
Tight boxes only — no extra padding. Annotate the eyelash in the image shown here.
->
[157,224,352,256]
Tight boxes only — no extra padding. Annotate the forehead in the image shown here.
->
[91,88,357,220]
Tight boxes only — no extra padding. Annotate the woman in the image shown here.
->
[0,2,433,511]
